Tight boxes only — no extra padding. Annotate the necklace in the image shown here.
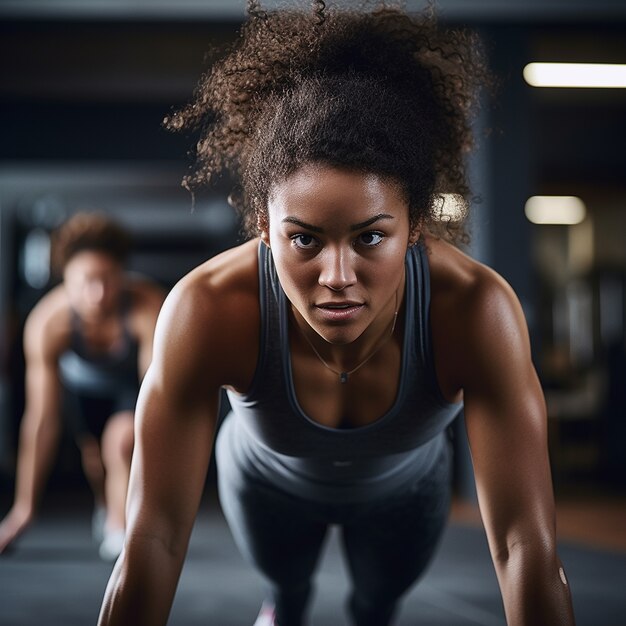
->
[297,291,399,384]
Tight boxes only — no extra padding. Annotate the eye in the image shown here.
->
[291,234,320,250]
[357,231,384,247]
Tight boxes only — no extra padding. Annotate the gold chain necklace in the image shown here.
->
[297,291,399,384]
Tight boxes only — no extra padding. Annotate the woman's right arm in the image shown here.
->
[0,306,62,553]
[98,278,221,626]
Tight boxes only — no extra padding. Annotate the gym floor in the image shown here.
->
[0,489,624,626]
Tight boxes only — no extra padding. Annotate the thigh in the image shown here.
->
[64,392,113,442]
[341,442,453,598]
[100,410,134,460]
[216,423,329,585]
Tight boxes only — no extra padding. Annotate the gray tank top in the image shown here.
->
[224,241,462,503]
[58,294,140,398]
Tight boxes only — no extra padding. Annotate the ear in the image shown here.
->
[258,213,270,247]
[408,226,421,247]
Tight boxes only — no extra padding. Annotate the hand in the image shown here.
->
[0,504,33,554]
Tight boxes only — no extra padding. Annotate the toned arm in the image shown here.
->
[98,276,222,626]
[458,273,575,625]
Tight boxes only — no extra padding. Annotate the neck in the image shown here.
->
[292,287,402,376]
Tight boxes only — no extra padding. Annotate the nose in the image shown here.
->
[85,280,106,304]
[318,246,357,291]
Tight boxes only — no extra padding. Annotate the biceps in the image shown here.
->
[126,374,217,539]
[464,373,556,548]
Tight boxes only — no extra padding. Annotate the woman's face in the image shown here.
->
[63,250,124,321]
[263,164,416,345]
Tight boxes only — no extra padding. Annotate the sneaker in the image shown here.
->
[91,504,106,543]
[99,528,125,562]
[253,602,277,626]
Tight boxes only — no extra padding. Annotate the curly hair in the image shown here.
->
[51,212,132,276]
[165,1,489,244]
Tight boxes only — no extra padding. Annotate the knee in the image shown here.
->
[101,413,134,468]
[80,441,103,475]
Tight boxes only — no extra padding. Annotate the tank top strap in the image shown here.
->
[411,238,432,369]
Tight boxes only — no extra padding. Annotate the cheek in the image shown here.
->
[64,281,83,305]
[274,256,312,294]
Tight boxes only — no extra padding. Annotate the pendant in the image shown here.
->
[340,372,348,384]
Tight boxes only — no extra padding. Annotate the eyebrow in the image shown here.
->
[281,213,395,233]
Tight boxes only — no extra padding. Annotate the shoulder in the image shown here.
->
[151,239,261,390]
[23,285,72,362]
[424,235,531,392]
[165,238,260,324]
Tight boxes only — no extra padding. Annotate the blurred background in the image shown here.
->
[0,0,625,557]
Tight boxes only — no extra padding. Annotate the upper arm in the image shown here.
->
[458,275,556,562]
[22,305,62,420]
[124,278,221,551]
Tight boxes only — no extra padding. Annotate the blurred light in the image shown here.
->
[437,193,467,221]
[523,63,626,88]
[525,196,586,225]
[22,228,51,289]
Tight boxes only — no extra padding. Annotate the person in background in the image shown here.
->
[0,212,164,560]
[99,2,576,624]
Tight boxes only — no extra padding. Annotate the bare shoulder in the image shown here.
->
[23,285,72,361]
[424,235,530,394]
[426,235,522,321]
[152,239,261,391]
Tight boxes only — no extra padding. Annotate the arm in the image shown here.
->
[98,278,219,626]
[0,311,62,553]
[459,276,575,625]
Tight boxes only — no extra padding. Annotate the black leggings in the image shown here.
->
[217,442,452,626]
[64,389,137,441]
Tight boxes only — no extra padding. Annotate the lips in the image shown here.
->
[317,301,362,309]
[315,301,364,321]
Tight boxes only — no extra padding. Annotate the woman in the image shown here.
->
[99,3,575,624]
[0,213,164,560]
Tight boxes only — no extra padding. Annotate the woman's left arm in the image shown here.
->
[458,274,575,626]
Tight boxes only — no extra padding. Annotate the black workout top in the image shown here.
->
[224,241,463,502]
[58,293,140,398]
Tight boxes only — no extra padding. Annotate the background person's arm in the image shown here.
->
[131,281,166,379]
[98,277,220,626]
[0,308,62,553]
[459,273,575,625]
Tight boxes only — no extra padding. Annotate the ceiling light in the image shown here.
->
[525,196,586,225]
[523,63,626,88]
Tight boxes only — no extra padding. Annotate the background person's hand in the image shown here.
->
[0,503,33,554]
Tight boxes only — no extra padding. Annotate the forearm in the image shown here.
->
[13,411,60,513]
[495,547,575,626]
[98,534,188,626]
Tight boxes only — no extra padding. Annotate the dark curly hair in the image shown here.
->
[165,1,489,244]
[51,212,132,276]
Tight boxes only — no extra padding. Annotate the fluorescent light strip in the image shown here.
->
[525,196,586,225]
[523,63,626,88]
